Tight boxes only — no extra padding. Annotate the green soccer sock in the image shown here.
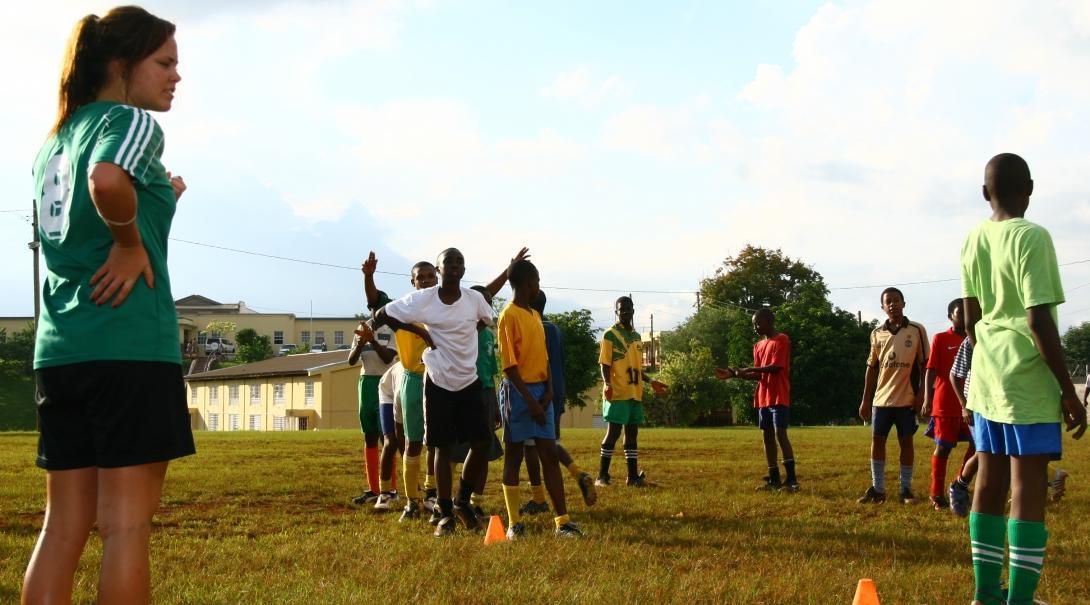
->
[1007,518,1048,605]
[970,512,1006,604]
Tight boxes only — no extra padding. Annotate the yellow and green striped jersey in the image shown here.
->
[599,323,643,401]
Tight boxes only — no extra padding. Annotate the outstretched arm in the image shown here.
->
[484,247,530,298]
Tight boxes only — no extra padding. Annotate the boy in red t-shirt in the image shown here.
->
[716,308,798,491]
[921,299,974,511]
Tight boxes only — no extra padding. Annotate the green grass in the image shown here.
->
[1,428,1087,604]
[0,364,35,430]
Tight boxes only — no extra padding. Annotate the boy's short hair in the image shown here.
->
[530,290,547,314]
[880,287,904,304]
[947,298,961,318]
[754,307,774,322]
[411,261,435,275]
[985,153,1032,202]
[616,295,633,308]
[508,260,538,289]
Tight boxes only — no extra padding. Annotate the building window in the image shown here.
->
[273,416,286,431]
[273,383,285,405]
[190,386,197,404]
[315,331,325,344]
[304,381,315,406]
[210,386,219,403]
[208,413,220,431]
[334,331,344,345]
[228,414,240,431]
[273,330,284,345]
[248,414,262,431]
[228,385,239,406]
[249,385,260,405]
[301,331,310,345]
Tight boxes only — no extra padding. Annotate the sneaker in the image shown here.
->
[949,479,970,517]
[626,471,656,487]
[433,515,457,537]
[1048,468,1068,502]
[756,476,783,491]
[930,495,950,510]
[429,505,443,526]
[519,500,551,515]
[506,522,526,541]
[555,522,584,538]
[594,475,611,488]
[577,472,598,506]
[399,499,420,522]
[453,500,482,531]
[899,487,916,505]
[351,490,380,506]
[781,480,800,493]
[373,491,400,511]
[857,486,886,504]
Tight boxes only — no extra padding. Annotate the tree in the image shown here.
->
[1063,321,1090,373]
[0,322,36,374]
[202,320,238,339]
[649,339,742,426]
[235,328,273,363]
[543,308,600,409]
[700,245,826,310]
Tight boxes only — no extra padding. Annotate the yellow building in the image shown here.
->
[175,294,362,351]
[185,350,360,431]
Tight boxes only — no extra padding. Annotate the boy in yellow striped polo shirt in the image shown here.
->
[596,296,667,487]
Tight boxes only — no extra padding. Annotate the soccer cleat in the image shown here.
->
[351,490,380,506]
[555,522,584,538]
[857,486,886,504]
[506,522,526,541]
[949,480,970,517]
[578,472,598,506]
[930,495,949,510]
[399,499,421,522]
[594,475,611,488]
[422,490,438,513]
[1048,468,1068,503]
[373,491,400,511]
[626,471,656,488]
[781,480,800,493]
[453,500,482,531]
[899,487,916,505]
[433,516,457,537]
[756,476,783,491]
[519,500,551,515]
[473,504,486,518]
[429,506,443,526]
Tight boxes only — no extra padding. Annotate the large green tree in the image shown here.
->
[235,328,274,363]
[1062,321,1090,372]
[544,308,600,409]
[700,245,826,310]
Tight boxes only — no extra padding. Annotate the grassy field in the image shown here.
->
[1,427,1087,604]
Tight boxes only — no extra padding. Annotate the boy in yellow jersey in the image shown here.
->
[596,296,667,487]
[498,260,581,538]
[362,252,436,522]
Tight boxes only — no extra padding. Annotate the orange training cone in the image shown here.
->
[851,578,880,605]
[484,515,506,545]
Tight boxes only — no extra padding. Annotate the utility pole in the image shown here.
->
[29,199,40,323]
[309,299,314,348]
[649,313,656,371]
[857,310,862,326]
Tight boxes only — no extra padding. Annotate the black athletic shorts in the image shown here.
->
[423,376,491,448]
[35,361,197,470]
[872,406,918,439]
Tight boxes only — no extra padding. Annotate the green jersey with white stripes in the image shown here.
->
[32,101,181,368]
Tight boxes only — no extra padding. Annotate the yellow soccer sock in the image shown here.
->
[424,472,436,493]
[565,462,584,478]
[554,514,570,529]
[503,484,521,524]
[531,483,547,504]
[403,455,422,500]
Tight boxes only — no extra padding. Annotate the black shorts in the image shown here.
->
[872,407,918,438]
[35,361,197,470]
[423,376,491,448]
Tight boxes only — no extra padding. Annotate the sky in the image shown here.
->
[3,0,1090,342]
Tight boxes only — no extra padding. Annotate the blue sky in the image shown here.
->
[3,1,1090,344]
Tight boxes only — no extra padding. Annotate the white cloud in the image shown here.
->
[541,67,629,106]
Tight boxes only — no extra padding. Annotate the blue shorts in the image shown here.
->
[973,412,1062,459]
[872,407,917,438]
[758,405,790,430]
[553,395,564,440]
[379,403,395,436]
[501,380,556,444]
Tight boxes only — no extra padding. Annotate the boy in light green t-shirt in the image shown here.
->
[961,153,1087,605]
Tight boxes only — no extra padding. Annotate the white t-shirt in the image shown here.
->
[384,286,495,391]
[378,363,403,405]
[353,324,398,376]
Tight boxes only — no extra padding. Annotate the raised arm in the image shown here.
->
[361,251,380,310]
